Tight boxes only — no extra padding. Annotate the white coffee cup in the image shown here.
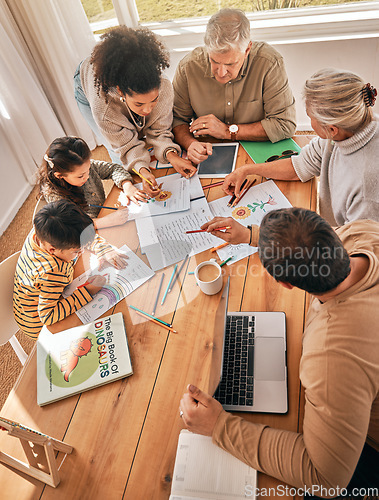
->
[195,259,223,295]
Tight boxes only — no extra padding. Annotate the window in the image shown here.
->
[80,0,379,45]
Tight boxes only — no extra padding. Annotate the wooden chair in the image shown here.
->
[0,251,28,365]
[32,197,47,222]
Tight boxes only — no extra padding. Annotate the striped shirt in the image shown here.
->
[13,230,112,339]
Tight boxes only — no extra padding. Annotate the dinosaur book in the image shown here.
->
[36,312,132,406]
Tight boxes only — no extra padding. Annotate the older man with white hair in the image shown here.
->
[172,8,297,164]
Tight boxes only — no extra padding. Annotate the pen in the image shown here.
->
[168,255,188,292]
[228,178,248,207]
[89,204,118,211]
[202,181,224,190]
[129,304,172,327]
[152,273,165,316]
[211,242,229,252]
[231,179,257,207]
[161,264,177,305]
[132,309,177,333]
[220,257,233,267]
[185,226,231,234]
[132,168,157,189]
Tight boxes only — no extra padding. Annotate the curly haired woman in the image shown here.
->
[74,26,196,196]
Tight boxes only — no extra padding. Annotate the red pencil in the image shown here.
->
[227,178,248,207]
[186,226,231,234]
[202,181,224,190]
[77,280,91,289]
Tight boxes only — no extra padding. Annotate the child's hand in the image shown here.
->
[101,207,129,227]
[139,168,161,198]
[122,180,149,206]
[167,152,197,179]
[98,249,129,271]
[85,275,107,295]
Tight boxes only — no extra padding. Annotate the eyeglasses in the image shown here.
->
[266,150,299,162]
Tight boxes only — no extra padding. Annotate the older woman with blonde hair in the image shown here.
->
[223,68,378,226]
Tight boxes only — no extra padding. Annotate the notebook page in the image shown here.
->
[171,430,257,499]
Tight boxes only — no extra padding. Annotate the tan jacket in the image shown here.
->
[213,219,379,489]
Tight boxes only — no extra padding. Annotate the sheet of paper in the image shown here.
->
[170,430,257,500]
[118,174,190,219]
[63,245,154,324]
[209,180,292,265]
[136,198,219,271]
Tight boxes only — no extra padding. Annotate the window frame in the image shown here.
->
[91,1,379,47]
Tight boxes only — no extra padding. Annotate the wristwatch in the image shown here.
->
[229,124,239,141]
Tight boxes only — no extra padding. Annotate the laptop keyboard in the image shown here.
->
[214,315,255,407]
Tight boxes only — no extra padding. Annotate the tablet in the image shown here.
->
[197,143,239,178]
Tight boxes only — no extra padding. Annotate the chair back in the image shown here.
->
[32,197,47,222]
[0,251,21,345]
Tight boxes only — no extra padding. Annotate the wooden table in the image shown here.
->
[0,137,316,499]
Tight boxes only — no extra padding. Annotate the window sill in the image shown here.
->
[91,2,379,46]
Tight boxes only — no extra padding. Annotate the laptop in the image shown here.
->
[209,278,288,413]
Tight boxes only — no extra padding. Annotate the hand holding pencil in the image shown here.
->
[201,217,251,245]
[133,167,161,197]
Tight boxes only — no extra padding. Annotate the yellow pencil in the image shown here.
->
[132,168,156,188]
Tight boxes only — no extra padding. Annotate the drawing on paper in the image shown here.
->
[154,190,172,202]
[232,195,277,220]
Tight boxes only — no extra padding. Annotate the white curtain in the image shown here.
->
[0,0,100,233]
[4,0,97,147]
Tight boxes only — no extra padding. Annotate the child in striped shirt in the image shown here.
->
[13,200,128,339]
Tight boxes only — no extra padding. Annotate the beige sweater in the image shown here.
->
[80,57,180,172]
[213,219,379,489]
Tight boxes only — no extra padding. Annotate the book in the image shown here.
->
[170,430,257,500]
[240,137,301,164]
[37,312,132,406]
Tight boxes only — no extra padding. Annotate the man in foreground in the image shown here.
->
[180,209,379,497]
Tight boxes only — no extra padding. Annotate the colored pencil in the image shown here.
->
[128,304,172,328]
[202,181,224,190]
[77,280,92,289]
[185,226,231,234]
[161,264,177,305]
[89,204,118,211]
[132,309,177,334]
[231,179,257,207]
[168,255,188,292]
[152,273,165,316]
[220,257,233,267]
[227,178,248,207]
[211,241,229,252]
[132,168,155,188]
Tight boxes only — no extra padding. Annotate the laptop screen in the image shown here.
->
[208,277,229,396]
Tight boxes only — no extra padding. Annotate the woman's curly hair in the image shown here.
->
[90,26,170,98]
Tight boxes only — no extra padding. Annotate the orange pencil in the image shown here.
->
[211,241,229,252]
[133,309,177,334]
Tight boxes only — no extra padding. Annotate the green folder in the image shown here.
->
[240,138,301,164]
